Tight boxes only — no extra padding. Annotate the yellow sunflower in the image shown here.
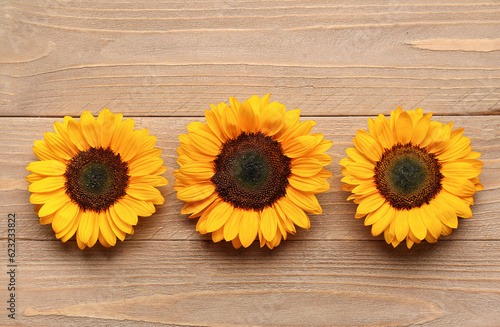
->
[174,95,332,249]
[340,107,483,248]
[26,109,167,249]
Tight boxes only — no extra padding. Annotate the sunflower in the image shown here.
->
[174,95,332,249]
[26,109,167,249]
[340,107,483,248]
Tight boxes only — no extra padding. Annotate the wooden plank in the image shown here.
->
[1,0,499,117]
[1,116,497,244]
[3,239,500,326]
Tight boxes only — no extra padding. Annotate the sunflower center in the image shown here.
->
[233,150,269,190]
[81,163,112,194]
[374,144,443,210]
[65,147,129,212]
[211,132,291,211]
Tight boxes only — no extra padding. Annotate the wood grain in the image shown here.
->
[1,0,499,326]
[1,0,500,117]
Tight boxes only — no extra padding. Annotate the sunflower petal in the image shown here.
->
[26,160,67,176]
[283,134,322,158]
[80,111,100,148]
[395,210,409,242]
[408,208,427,240]
[395,111,413,144]
[286,187,322,214]
[277,197,311,229]
[28,176,66,193]
[221,106,240,139]
[261,102,285,136]
[223,208,244,241]
[260,206,278,242]
[176,183,215,202]
[353,130,383,162]
[206,201,234,233]
[239,210,259,248]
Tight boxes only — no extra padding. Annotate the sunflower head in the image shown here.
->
[26,109,168,249]
[340,107,483,248]
[175,95,332,249]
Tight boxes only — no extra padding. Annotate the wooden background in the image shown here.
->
[1,0,499,326]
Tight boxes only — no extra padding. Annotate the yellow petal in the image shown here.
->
[67,119,90,151]
[177,162,214,180]
[221,106,240,139]
[395,111,413,144]
[280,121,316,143]
[57,210,81,242]
[29,176,66,193]
[286,187,322,214]
[384,218,397,244]
[441,160,483,179]
[109,205,133,234]
[431,196,458,228]
[126,183,162,201]
[408,208,427,240]
[261,102,285,136]
[439,191,473,218]
[223,208,244,241]
[239,210,259,248]
[122,195,156,217]
[352,181,378,196]
[283,134,322,158]
[232,236,242,249]
[260,94,271,109]
[436,137,471,162]
[205,110,226,143]
[130,175,168,187]
[77,210,94,244]
[344,162,375,180]
[33,140,60,161]
[51,201,79,233]
[87,211,100,248]
[211,227,224,243]
[419,204,442,239]
[180,192,218,216]
[275,109,300,141]
[291,157,323,177]
[176,182,215,202]
[353,130,383,162]
[80,111,100,148]
[277,197,310,229]
[113,201,139,226]
[355,193,385,216]
[128,157,164,177]
[288,175,326,193]
[30,188,66,204]
[109,117,134,155]
[373,114,394,149]
[205,200,234,233]
[370,203,395,236]
[96,109,115,148]
[395,210,409,242]
[410,113,431,145]
[189,132,221,157]
[442,177,477,197]
[44,132,74,160]
[238,100,258,133]
[26,160,67,176]
[344,147,374,167]
[260,206,278,242]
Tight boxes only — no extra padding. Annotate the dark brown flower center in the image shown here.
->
[211,132,291,211]
[65,147,129,212]
[374,143,443,210]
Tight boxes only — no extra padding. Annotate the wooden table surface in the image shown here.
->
[1,1,500,326]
